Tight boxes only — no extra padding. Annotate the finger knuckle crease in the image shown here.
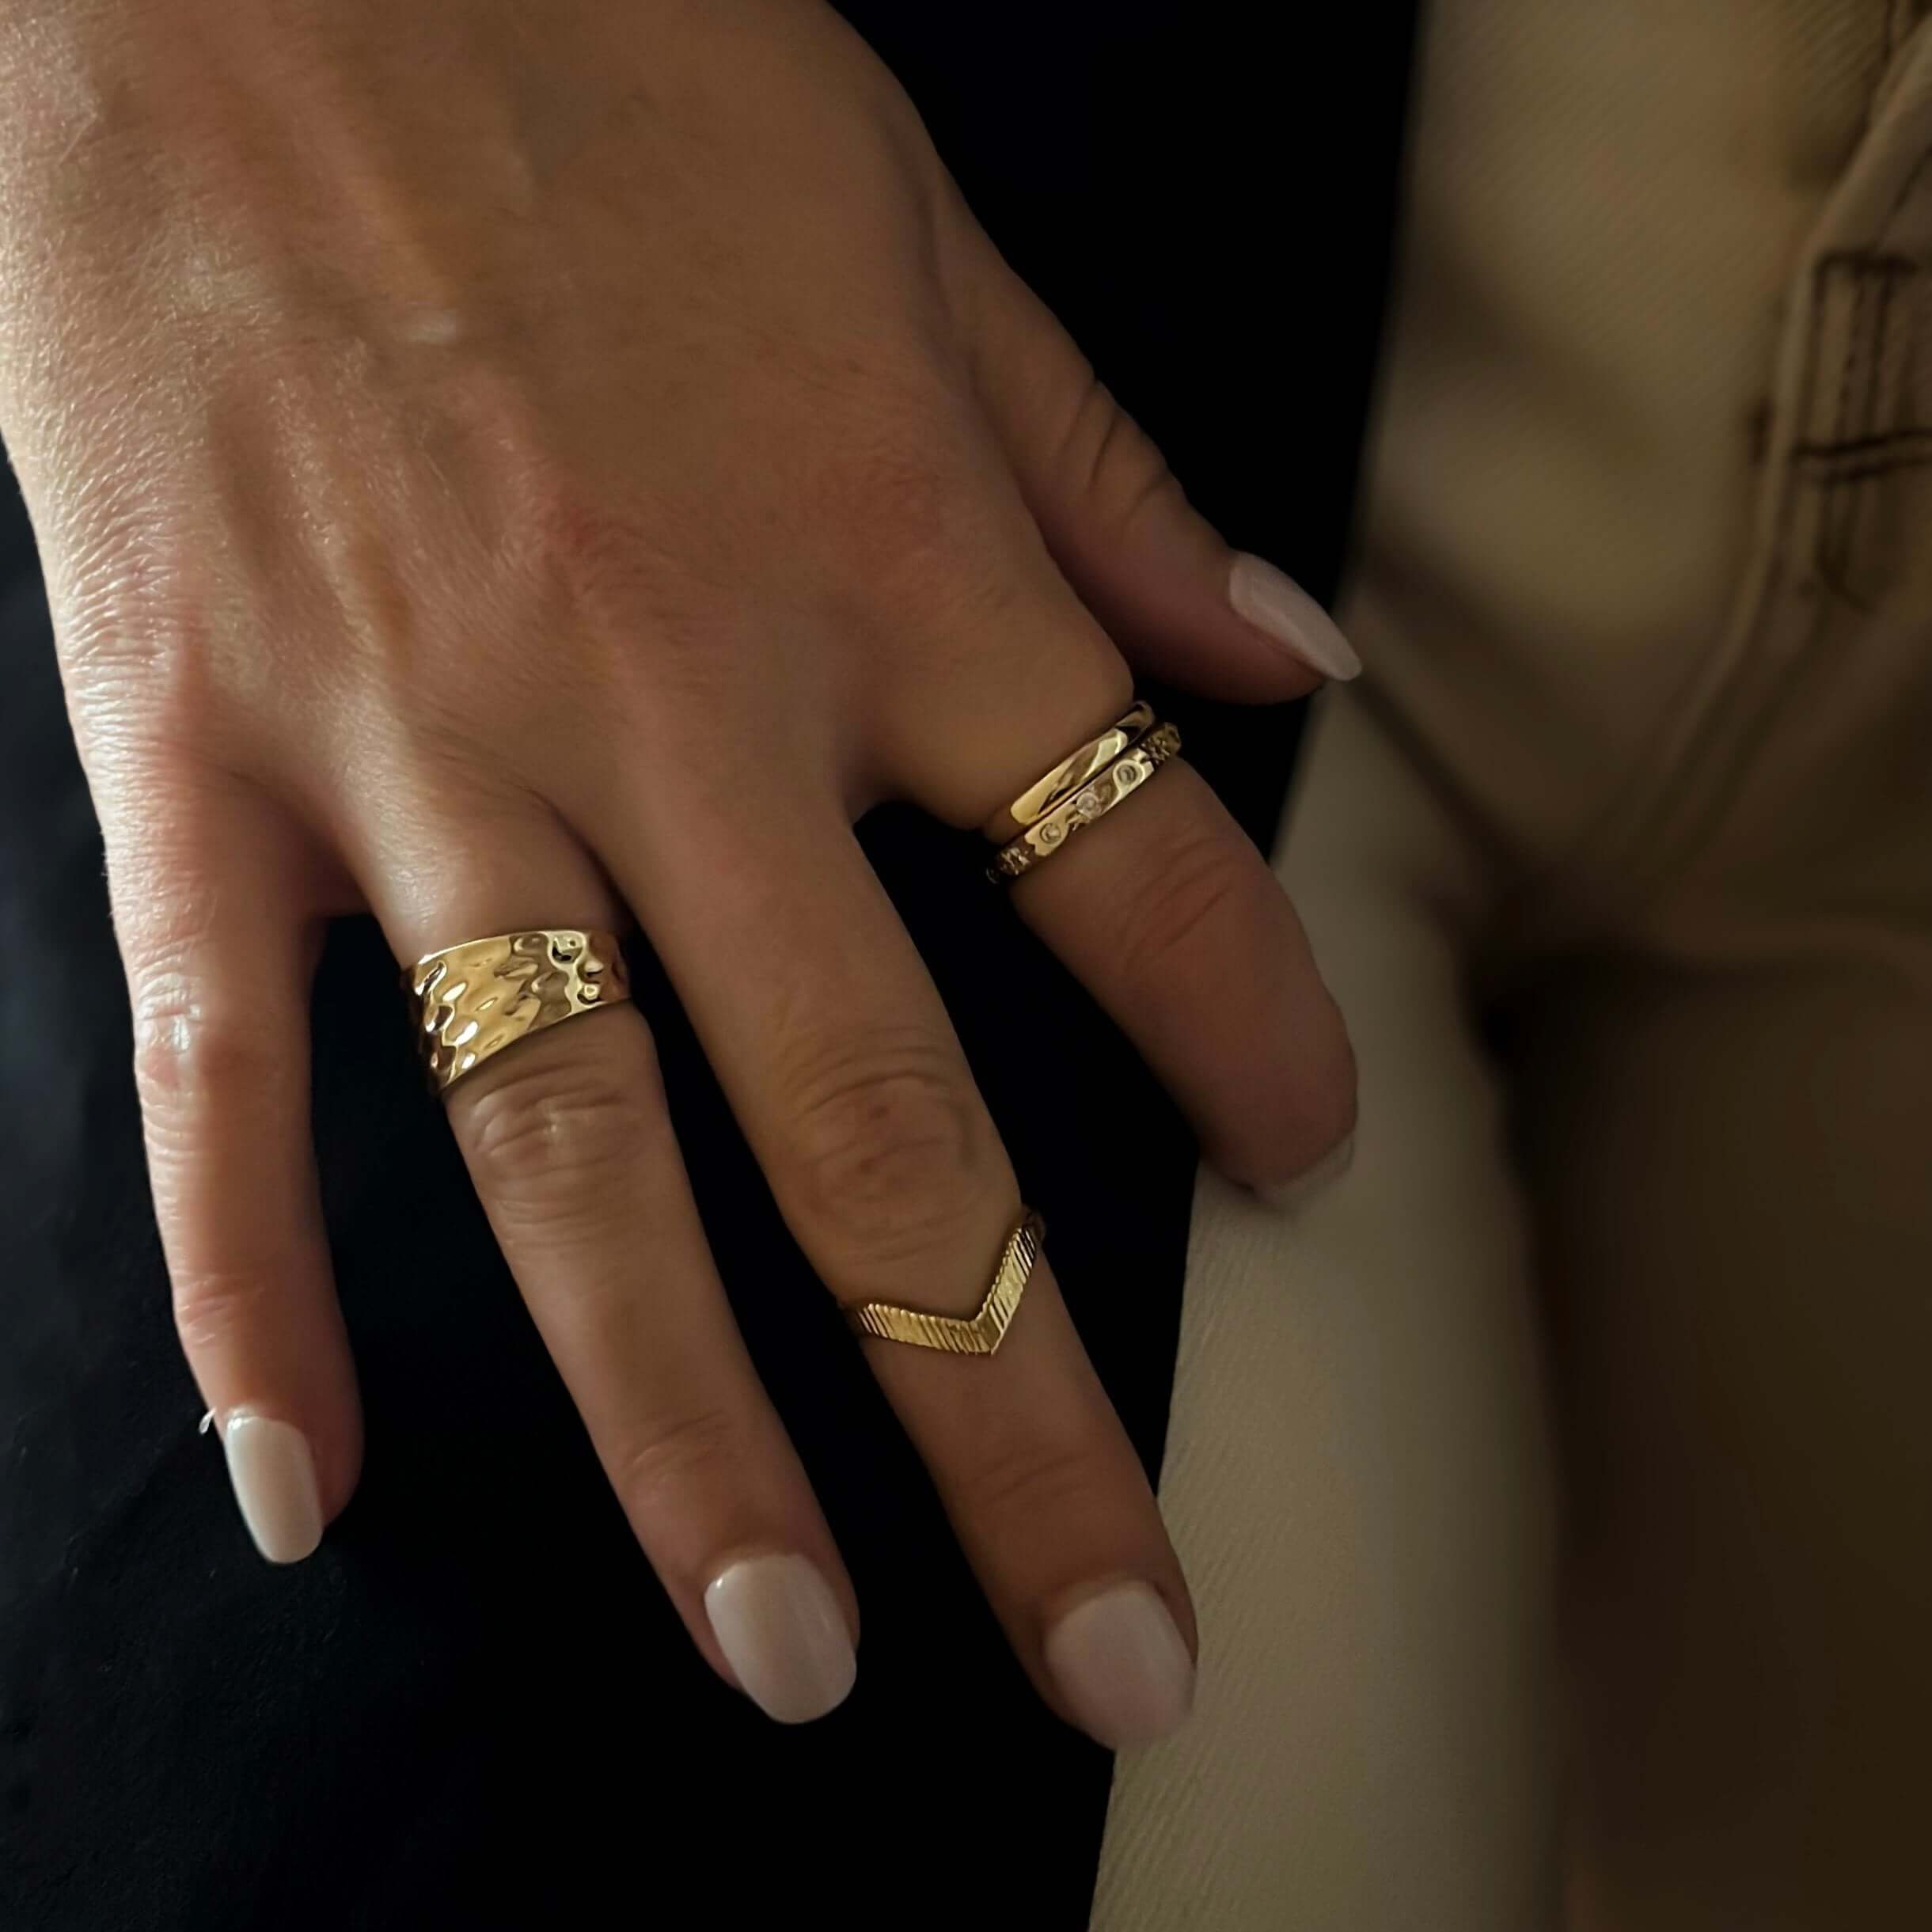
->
[461,1055,653,1203]
[613,1406,746,1516]
[172,1265,279,1354]
[1114,833,1252,983]
[1065,380,1175,533]
[782,1045,989,1265]
[966,1437,1112,1528]
[130,970,273,1111]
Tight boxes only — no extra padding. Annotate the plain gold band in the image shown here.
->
[404,927,632,1095]
[981,701,1157,843]
[988,722,1182,883]
[843,1209,1045,1355]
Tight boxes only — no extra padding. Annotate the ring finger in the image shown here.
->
[895,570,1356,1190]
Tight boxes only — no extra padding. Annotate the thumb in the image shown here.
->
[958,239,1359,703]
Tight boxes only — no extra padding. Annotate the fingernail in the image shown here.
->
[1046,1581,1194,1749]
[1258,1129,1357,1214]
[220,1410,323,1564]
[1229,553,1362,681]
[705,1554,856,1725]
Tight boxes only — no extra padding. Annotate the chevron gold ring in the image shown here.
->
[404,928,632,1095]
[988,721,1182,884]
[844,1209,1045,1354]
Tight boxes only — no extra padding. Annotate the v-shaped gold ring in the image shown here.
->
[843,1210,1045,1355]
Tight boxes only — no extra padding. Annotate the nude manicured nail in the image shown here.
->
[220,1410,323,1564]
[1046,1582,1195,1749]
[705,1554,856,1725]
[1229,553,1362,681]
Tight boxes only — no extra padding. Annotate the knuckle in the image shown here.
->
[962,1433,1118,1534]
[811,421,951,535]
[457,1037,660,1215]
[1111,826,1254,986]
[779,1034,993,1272]
[816,442,971,602]
[171,1263,278,1357]
[1061,377,1179,536]
[129,962,275,1118]
[612,1405,748,1519]
[789,391,1012,626]
[527,480,670,615]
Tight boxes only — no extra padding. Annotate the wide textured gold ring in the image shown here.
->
[988,721,1182,884]
[404,928,632,1095]
[844,1209,1045,1354]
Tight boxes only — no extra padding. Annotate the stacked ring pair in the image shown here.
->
[984,700,1184,882]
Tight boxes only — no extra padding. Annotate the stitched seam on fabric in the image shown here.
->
[1558,255,1839,921]
[1637,258,1899,888]
[1817,263,1915,601]
[1615,204,1930,906]
[1572,59,1932,921]
[1869,8,1896,130]
[1816,261,1875,598]
[1485,245,1839,958]
[1817,255,1900,602]
[1799,450,1932,484]
[1477,71,1932,955]
[1791,420,1932,457]
[1873,3,1932,126]
[1881,116,1932,230]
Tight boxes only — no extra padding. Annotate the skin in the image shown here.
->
[0,0,1354,1736]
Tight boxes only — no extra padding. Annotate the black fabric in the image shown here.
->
[0,8,1417,1928]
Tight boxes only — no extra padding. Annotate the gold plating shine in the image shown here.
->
[844,1209,1045,1354]
[405,928,632,1094]
[988,701,1157,837]
[988,722,1182,883]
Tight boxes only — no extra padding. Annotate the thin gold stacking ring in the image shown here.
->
[983,700,1157,842]
[987,719,1182,884]
[404,927,632,1095]
[844,1209,1046,1354]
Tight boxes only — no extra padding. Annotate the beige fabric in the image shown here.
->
[1089,695,1559,1930]
[1095,1,1932,1925]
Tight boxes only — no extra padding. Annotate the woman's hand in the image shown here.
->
[0,0,1355,1740]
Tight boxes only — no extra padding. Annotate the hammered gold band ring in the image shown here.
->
[404,927,632,1095]
[844,1209,1045,1355]
[987,714,1182,884]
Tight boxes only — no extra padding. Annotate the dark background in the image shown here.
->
[0,6,1417,1926]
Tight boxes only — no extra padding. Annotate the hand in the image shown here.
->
[0,0,1355,1740]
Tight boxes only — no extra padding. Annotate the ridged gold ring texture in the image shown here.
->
[844,1209,1045,1355]
[405,928,632,1095]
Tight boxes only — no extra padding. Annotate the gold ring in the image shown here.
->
[404,928,632,1095]
[983,701,1157,841]
[844,1209,1045,1354]
[987,721,1182,883]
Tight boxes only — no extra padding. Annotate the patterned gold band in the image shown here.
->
[985,700,1157,840]
[844,1209,1045,1354]
[404,928,632,1095]
[987,721,1182,883]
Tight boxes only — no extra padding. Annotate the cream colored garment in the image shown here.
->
[1094,2,1932,1925]
[1091,695,1558,1930]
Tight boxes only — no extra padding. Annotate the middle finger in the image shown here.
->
[602,776,1199,1750]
